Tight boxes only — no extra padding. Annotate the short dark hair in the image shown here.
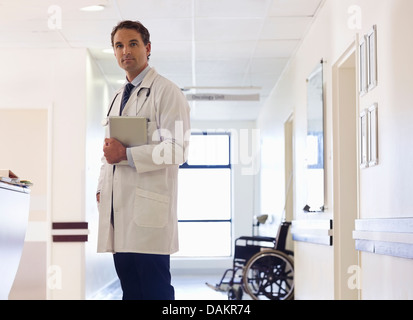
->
[111,20,151,47]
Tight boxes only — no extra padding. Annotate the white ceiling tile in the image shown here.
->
[260,16,313,39]
[60,19,118,47]
[196,74,247,87]
[195,18,263,41]
[160,74,193,88]
[249,73,282,95]
[254,39,300,58]
[150,59,192,75]
[268,0,323,17]
[143,18,192,42]
[195,0,271,18]
[196,60,249,75]
[250,58,289,74]
[0,0,323,120]
[150,41,192,60]
[118,0,192,19]
[196,41,255,60]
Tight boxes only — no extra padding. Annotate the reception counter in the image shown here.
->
[0,181,30,300]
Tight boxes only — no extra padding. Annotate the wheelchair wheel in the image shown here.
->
[242,249,294,300]
[228,286,243,300]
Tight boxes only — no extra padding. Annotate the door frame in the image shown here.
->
[284,114,294,251]
[332,41,360,300]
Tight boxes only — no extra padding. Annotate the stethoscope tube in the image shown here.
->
[101,87,151,127]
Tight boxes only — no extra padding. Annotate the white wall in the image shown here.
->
[0,48,88,299]
[257,0,413,299]
[84,51,119,299]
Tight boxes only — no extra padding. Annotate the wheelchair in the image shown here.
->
[206,219,294,300]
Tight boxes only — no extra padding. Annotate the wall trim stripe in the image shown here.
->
[52,235,88,243]
[292,219,333,246]
[52,222,88,230]
[51,222,89,242]
[353,218,413,259]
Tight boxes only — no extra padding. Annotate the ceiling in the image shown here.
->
[0,0,324,121]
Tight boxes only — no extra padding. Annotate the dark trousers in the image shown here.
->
[113,252,175,300]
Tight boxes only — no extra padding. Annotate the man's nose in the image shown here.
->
[122,46,130,55]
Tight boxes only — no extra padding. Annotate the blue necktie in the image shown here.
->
[120,83,135,115]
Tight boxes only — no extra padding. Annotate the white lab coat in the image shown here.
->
[96,68,190,255]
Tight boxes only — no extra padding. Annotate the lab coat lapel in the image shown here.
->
[122,68,158,116]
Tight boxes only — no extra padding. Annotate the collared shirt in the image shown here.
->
[126,65,151,168]
[128,64,151,91]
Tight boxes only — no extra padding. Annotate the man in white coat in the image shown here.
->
[96,20,190,300]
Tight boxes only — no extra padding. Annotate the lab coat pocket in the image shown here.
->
[134,188,170,228]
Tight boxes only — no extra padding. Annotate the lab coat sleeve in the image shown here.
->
[130,80,191,173]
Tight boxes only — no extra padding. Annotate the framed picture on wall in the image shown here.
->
[368,103,379,167]
[359,109,369,168]
[367,25,378,91]
[359,36,368,96]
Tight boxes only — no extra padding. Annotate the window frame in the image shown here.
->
[177,131,233,257]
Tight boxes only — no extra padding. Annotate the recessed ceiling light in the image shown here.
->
[80,5,105,12]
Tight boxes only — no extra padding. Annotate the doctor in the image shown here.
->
[96,20,190,300]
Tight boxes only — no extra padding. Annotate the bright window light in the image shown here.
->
[177,132,232,257]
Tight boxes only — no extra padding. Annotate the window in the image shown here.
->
[176,132,232,257]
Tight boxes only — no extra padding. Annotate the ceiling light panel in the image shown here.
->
[80,5,105,11]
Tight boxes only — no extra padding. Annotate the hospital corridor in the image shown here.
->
[1,0,413,302]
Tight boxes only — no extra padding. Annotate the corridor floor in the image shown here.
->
[91,272,230,300]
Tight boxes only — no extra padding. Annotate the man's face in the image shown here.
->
[113,28,151,80]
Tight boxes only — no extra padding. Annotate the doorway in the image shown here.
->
[332,44,359,300]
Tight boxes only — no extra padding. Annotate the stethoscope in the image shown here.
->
[101,87,151,127]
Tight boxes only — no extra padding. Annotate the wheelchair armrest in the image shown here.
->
[236,236,276,243]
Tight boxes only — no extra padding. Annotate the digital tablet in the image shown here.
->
[108,116,148,147]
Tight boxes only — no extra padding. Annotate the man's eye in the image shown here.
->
[130,43,137,47]
[116,44,123,49]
